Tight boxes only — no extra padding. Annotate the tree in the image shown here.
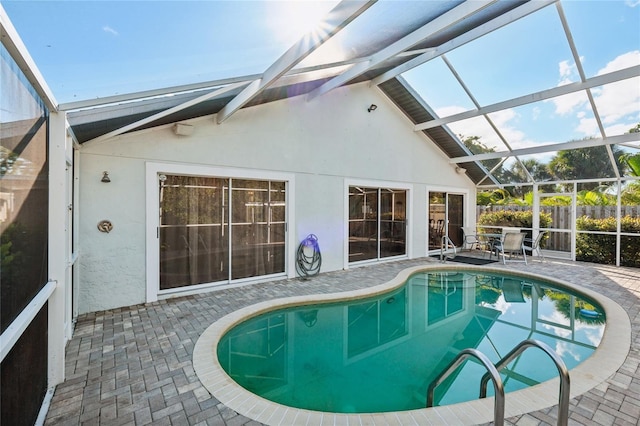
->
[548,143,624,190]
[618,123,640,203]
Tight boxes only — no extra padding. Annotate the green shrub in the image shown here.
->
[576,215,640,267]
[477,210,552,242]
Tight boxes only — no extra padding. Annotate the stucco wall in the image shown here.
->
[77,82,474,314]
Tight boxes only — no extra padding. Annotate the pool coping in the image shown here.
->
[192,264,631,426]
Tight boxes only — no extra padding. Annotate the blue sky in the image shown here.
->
[403,0,640,156]
[3,0,639,173]
[2,1,338,101]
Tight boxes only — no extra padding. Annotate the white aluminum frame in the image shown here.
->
[145,162,296,303]
[344,178,414,269]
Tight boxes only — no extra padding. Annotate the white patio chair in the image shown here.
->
[496,232,527,264]
[523,231,547,262]
[490,227,521,257]
[461,227,480,251]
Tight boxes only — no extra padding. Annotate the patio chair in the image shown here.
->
[461,227,480,251]
[499,278,526,302]
[490,227,521,257]
[523,231,547,262]
[495,232,527,264]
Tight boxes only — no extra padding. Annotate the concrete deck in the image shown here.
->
[45,257,640,425]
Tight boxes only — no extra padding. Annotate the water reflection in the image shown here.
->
[218,271,605,413]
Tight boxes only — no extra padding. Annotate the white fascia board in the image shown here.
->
[306,0,497,101]
[371,0,557,86]
[449,133,640,164]
[216,0,375,124]
[415,65,640,131]
[83,81,248,146]
[0,4,58,111]
[59,75,260,112]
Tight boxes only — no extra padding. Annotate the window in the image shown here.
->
[347,287,408,358]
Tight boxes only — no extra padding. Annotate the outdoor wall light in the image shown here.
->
[101,171,111,183]
[367,104,377,112]
[173,123,194,136]
[455,166,467,175]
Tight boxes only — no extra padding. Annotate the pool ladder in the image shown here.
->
[439,235,457,262]
[426,339,570,426]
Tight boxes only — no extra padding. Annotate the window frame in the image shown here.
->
[344,179,413,269]
[146,162,295,302]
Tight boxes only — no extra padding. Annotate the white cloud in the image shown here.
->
[434,105,467,118]
[593,76,640,124]
[546,59,587,115]
[557,60,579,86]
[550,91,588,116]
[575,117,599,137]
[590,52,640,137]
[606,121,640,137]
[435,50,639,149]
[625,0,640,8]
[549,51,640,138]
[444,107,550,151]
[103,26,119,36]
[532,106,541,121]
[596,50,640,75]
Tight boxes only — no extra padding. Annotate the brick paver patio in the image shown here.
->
[45,257,640,425]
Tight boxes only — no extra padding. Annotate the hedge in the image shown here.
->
[477,210,552,244]
[576,216,640,267]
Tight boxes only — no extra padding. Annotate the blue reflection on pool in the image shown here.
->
[217,270,605,413]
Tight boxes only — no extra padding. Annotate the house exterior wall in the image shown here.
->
[77,82,475,314]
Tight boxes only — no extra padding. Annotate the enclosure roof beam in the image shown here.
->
[371,0,556,87]
[0,5,58,111]
[449,133,640,164]
[83,82,248,146]
[306,0,497,101]
[216,0,374,124]
[415,65,640,131]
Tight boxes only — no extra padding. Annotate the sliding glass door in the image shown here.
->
[447,194,464,247]
[231,180,286,280]
[428,192,464,251]
[349,186,406,263]
[159,175,285,290]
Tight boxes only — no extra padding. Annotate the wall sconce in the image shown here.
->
[455,166,467,175]
[173,123,194,136]
[367,104,377,112]
[101,171,111,183]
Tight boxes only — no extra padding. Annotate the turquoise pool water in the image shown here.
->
[217,270,605,414]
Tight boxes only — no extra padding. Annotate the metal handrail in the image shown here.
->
[439,235,457,262]
[427,348,505,426]
[479,339,570,426]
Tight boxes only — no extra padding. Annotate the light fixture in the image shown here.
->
[101,171,111,183]
[367,104,377,112]
[455,166,466,175]
[173,123,194,136]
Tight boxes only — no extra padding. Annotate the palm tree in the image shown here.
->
[619,123,640,204]
[549,143,625,191]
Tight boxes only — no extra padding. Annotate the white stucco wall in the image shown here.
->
[77,82,475,314]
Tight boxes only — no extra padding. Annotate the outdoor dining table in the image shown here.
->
[476,233,503,257]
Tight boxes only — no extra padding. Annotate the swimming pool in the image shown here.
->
[193,264,629,425]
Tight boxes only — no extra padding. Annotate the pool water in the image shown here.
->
[217,270,605,413]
